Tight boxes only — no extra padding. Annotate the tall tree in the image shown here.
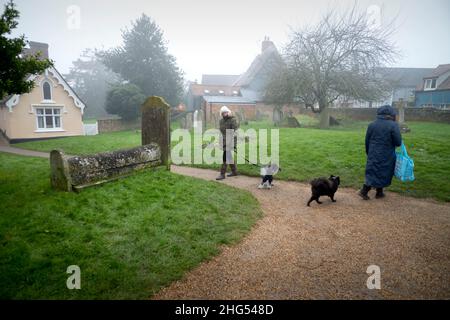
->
[0,0,52,99]
[268,6,398,128]
[100,14,183,108]
[64,49,119,119]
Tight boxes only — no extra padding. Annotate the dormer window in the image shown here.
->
[424,78,437,91]
[43,81,52,100]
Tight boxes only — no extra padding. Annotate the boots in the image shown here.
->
[227,164,238,177]
[358,184,371,200]
[216,163,227,180]
[375,188,385,199]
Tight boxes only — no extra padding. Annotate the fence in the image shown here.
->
[83,123,98,136]
[297,107,450,123]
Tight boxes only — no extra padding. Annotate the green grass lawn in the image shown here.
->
[14,120,450,201]
[182,120,450,202]
[0,152,262,299]
[16,130,141,156]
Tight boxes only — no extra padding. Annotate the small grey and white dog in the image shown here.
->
[258,164,280,189]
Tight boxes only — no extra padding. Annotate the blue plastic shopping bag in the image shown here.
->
[395,142,415,182]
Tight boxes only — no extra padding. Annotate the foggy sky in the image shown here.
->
[3,0,450,82]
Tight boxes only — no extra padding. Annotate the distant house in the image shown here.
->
[199,37,288,123]
[335,67,434,108]
[415,64,450,109]
[187,82,241,112]
[233,37,281,102]
[203,95,256,124]
[0,42,85,143]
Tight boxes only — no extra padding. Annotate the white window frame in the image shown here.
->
[43,81,52,99]
[424,78,437,91]
[33,105,65,132]
[40,79,55,104]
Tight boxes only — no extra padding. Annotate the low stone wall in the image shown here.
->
[97,118,140,133]
[297,107,450,123]
[402,108,450,123]
[50,143,161,191]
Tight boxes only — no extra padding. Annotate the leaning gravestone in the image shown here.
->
[141,96,171,169]
[287,116,301,128]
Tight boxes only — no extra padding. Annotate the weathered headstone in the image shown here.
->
[184,113,193,129]
[396,99,411,133]
[272,108,283,126]
[68,145,161,188]
[50,150,72,191]
[287,116,301,128]
[193,110,199,128]
[196,109,205,131]
[50,144,161,192]
[141,96,171,168]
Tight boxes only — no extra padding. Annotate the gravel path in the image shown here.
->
[0,145,49,158]
[154,165,450,299]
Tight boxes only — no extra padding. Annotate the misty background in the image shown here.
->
[4,0,450,82]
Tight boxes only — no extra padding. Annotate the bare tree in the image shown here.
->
[263,61,293,126]
[270,5,399,128]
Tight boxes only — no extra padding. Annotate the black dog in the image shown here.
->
[307,175,340,206]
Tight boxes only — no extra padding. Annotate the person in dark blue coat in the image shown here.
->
[359,105,402,200]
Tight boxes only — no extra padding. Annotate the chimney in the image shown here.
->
[23,41,49,60]
[261,36,274,53]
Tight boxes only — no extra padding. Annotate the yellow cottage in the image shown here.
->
[0,42,85,143]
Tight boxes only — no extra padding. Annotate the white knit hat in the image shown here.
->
[219,105,231,115]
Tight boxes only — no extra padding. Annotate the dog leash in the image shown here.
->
[233,149,261,168]
[233,150,282,172]
[202,142,278,170]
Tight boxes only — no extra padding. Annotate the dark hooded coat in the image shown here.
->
[365,105,402,188]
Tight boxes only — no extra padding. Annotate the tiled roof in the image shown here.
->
[202,95,256,104]
[233,44,280,87]
[425,64,450,78]
[201,74,240,86]
[379,67,434,87]
[189,84,240,96]
[240,88,263,102]
[437,76,450,90]
[415,64,450,91]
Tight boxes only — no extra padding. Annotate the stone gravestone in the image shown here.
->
[196,109,205,131]
[396,99,411,133]
[185,113,193,129]
[50,150,71,191]
[180,114,192,129]
[50,144,161,192]
[142,96,171,169]
[272,108,283,126]
[193,110,199,128]
[287,116,301,128]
